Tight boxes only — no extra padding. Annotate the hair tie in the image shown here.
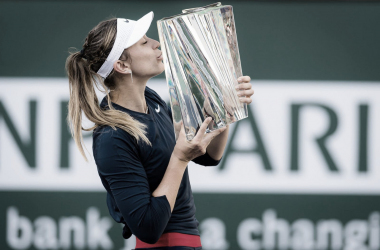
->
[79,48,86,59]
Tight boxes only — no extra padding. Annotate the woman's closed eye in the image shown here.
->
[143,41,148,44]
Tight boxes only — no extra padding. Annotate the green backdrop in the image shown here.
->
[1,1,380,80]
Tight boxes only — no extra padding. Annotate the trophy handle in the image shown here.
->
[182,2,222,14]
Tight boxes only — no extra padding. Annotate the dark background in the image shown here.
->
[1,1,380,81]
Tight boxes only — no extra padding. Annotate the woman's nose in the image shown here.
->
[154,40,160,49]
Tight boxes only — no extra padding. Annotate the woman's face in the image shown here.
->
[126,34,165,79]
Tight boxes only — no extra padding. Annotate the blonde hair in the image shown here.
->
[65,18,151,161]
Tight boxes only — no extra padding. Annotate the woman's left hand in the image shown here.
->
[236,75,254,104]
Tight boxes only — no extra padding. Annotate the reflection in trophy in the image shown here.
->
[157,2,248,140]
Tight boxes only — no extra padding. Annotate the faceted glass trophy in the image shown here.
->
[157,2,248,140]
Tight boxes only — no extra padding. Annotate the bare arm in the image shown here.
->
[205,125,230,161]
[152,117,227,211]
[205,76,254,161]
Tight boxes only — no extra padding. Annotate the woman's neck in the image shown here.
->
[110,77,148,113]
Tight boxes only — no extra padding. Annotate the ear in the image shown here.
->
[113,60,131,75]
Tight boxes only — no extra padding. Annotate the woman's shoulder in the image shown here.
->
[92,125,137,147]
[92,124,143,161]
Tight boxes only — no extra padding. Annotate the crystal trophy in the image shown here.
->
[157,2,248,140]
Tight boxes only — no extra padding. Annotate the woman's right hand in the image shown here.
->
[172,117,227,163]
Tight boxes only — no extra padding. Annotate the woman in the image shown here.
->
[65,11,253,250]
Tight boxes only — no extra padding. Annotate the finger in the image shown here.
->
[237,76,251,83]
[235,82,252,90]
[177,121,186,136]
[203,126,227,143]
[174,120,183,128]
[238,97,253,104]
[174,121,184,141]
[181,122,188,134]
[237,88,254,97]
[194,117,213,140]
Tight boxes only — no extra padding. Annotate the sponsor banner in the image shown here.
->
[1,191,379,250]
[0,78,379,194]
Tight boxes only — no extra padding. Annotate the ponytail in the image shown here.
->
[65,19,151,161]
